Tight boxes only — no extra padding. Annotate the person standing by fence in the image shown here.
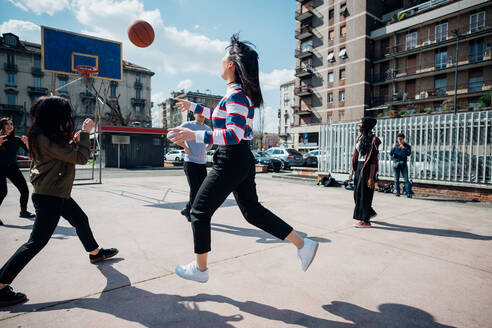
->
[349,117,381,228]
[390,133,413,198]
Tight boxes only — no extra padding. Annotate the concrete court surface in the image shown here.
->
[0,170,491,328]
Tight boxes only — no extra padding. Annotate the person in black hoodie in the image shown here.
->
[0,118,36,226]
[390,133,413,198]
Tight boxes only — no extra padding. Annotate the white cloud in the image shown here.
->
[194,24,199,29]
[177,79,192,90]
[0,19,41,43]
[260,69,295,91]
[8,0,69,15]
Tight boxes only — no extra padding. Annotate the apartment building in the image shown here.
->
[294,0,491,149]
[279,79,296,148]
[0,33,154,134]
[158,90,222,129]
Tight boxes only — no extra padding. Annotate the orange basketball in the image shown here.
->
[127,20,154,48]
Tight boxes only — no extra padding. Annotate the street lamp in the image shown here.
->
[452,29,459,115]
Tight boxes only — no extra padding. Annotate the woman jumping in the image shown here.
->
[169,34,319,283]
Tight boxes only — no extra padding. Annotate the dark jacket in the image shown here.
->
[352,134,381,176]
[0,136,28,166]
[30,132,90,198]
[390,143,411,163]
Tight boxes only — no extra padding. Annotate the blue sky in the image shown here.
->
[0,0,297,132]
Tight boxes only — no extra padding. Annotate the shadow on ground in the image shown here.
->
[1,260,454,328]
[0,216,74,240]
[145,199,237,211]
[371,221,492,240]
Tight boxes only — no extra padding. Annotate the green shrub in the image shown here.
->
[398,110,408,116]
[424,107,432,114]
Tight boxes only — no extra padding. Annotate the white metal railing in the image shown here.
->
[319,110,492,185]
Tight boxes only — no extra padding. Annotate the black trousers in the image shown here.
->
[183,162,208,213]
[353,161,377,222]
[190,141,293,254]
[0,164,29,212]
[0,194,99,284]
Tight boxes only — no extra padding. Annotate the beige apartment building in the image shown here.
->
[279,79,296,148]
[294,0,491,150]
[0,32,154,135]
[158,90,222,129]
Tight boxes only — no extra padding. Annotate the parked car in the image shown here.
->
[304,156,318,168]
[206,149,215,164]
[251,150,283,172]
[303,149,320,159]
[265,147,304,168]
[165,149,185,162]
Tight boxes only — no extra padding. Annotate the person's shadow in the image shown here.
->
[371,220,492,241]
[211,223,331,244]
[1,216,75,240]
[3,261,453,327]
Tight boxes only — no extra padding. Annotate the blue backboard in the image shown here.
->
[41,26,123,81]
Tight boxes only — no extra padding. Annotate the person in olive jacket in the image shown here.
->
[0,96,118,307]
[0,117,36,225]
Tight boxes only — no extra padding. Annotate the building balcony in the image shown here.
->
[293,105,312,115]
[294,86,313,97]
[295,48,313,59]
[131,98,146,106]
[80,91,96,100]
[27,87,48,96]
[295,10,313,22]
[134,81,143,88]
[295,26,313,40]
[31,67,44,76]
[4,63,18,72]
[295,66,313,78]
[0,104,23,112]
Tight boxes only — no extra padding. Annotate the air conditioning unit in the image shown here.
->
[423,40,431,46]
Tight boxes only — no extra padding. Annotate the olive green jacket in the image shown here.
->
[30,132,90,198]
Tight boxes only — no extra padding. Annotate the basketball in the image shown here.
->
[127,20,154,48]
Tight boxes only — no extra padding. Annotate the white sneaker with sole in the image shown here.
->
[175,261,209,283]
[297,238,319,272]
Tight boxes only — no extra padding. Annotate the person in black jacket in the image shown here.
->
[0,118,36,225]
[390,133,413,198]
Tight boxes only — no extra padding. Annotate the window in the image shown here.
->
[7,73,15,86]
[339,111,345,121]
[405,31,417,50]
[328,71,334,83]
[136,89,141,99]
[435,22,448,42]
[339,48,347,59]
[327,51,335,62]
[329,30,335,41]
[329,9,334,20]
[327,93,334,103]
[339,68,345,80]
[274,149,283,155]
[5,35,17,46]
[435,49,447,69]
[339,91,345,102]
[7,53,14,65]
[34,57,41,68]
[136,74,141,83]
[469,71,483,92]
[301,40,313,53]
[34,77,41,88]
[340,25,347,37]
[7,94,16,105]
[59,79,67,92]
[135,105,142,114]
[434,76,447,95]
[340,3,347,17]
[110,84,117,97]
[470,40,484,62]
[470,11,485,32]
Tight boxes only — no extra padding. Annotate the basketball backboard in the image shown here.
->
[41,26,123,81]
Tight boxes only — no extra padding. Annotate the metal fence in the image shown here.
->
[319,110,492,185]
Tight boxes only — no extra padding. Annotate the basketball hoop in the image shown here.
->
[76,65,99,87]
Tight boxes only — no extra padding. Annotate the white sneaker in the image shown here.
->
[175,261,209,283]
[297,238,319,272]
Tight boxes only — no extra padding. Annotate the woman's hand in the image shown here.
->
[368,178,375,189]
[74,131,82,143]
[348,172,353,181]
[168,127,196,144]
[0,135,6,147]
[20,135,28,145]
[174,98,191,112]
[82,118,95,133]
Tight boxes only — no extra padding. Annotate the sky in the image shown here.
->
[0,0,297,132]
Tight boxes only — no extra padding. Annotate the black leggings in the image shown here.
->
[0,194,99,284]
[183,162,208,213]
[190,141,293,254]
[0,164,29,212]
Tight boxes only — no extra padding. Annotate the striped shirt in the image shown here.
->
[190,83,254,145]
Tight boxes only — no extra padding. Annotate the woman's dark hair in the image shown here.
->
[359,117,377,156]
[27,96,74,160]
[397,133,405,139]
[226,33,263,108]
[0,117,15,141]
